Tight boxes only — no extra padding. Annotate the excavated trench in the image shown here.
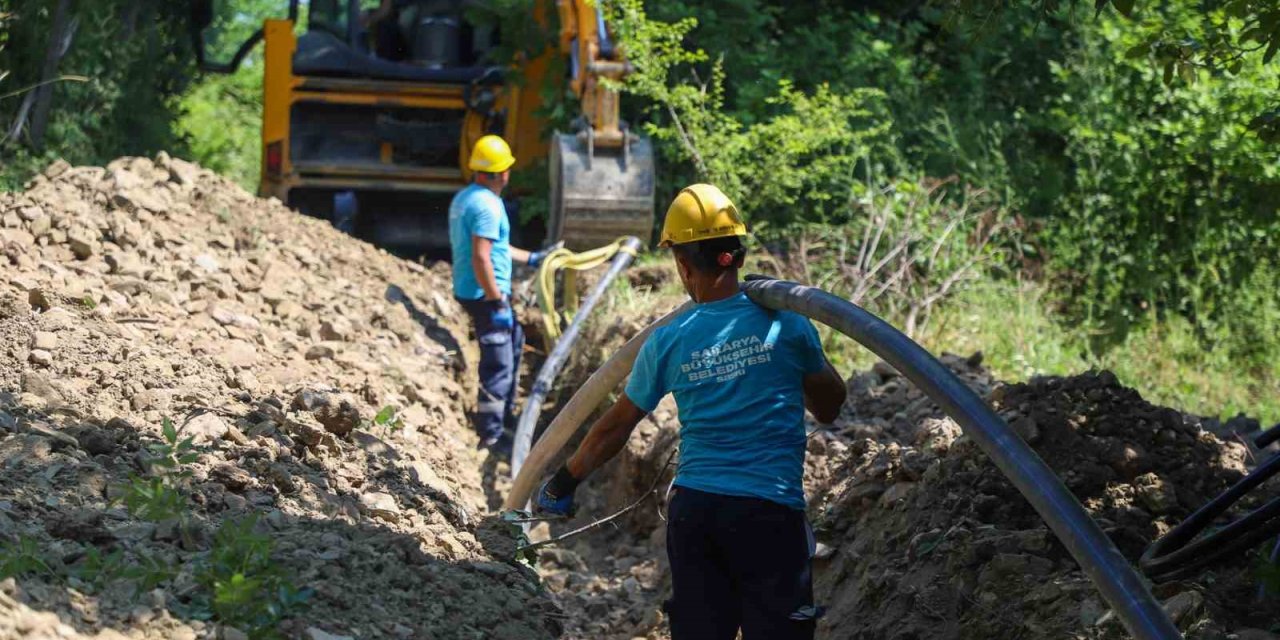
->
[1,156,1277,639]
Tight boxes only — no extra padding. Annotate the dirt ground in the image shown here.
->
[2,156,1278,640]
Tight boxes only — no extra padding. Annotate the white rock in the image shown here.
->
[359,492,400,521]
[185,412,230,444]
[194,254,221,272]
[28,349,53,367]
[31,331,57,351]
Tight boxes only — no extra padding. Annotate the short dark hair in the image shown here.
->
[672,235,746,274]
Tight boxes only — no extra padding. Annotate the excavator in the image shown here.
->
[189,0,655,256]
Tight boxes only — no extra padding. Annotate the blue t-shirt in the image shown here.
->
[624,292,827,510]
[448,183,512,299]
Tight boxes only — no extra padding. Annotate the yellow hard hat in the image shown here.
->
[469,135,516,173]
[658,184,746,247]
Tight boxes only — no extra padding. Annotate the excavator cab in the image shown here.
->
[189,0,654,257]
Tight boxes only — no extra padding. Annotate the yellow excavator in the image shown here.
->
[189,0,654,256]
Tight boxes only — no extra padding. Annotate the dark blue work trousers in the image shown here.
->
[665,486,817,640]
[458,297,524,441]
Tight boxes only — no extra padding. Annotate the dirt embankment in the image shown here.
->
[530,265,1279,640]
[0,157,559,639]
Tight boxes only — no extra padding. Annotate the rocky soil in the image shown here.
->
[0,157,559,639]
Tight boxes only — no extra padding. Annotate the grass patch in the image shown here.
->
[916,279,1280,424]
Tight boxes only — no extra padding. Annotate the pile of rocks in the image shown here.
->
[812,365,1272,639]
[0,156,559,639]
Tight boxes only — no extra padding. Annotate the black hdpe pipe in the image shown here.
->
[1140,450,1280,582]
[738,278,1180,640]
[511,236,642,479]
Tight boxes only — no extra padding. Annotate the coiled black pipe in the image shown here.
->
[1140,450,1280,582]
[511,236,642,479]
[1255,425,1280,449]
[740,277,1180,640]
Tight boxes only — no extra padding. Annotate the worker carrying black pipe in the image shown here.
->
[449,135,555,455]
[534,183,849,639]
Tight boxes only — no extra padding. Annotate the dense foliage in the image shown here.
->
[611,0,1278,381]
[1,0,1275,416]
[0,1,194,189]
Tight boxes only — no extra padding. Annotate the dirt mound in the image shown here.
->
[0,156,559,639]
[813,366,1274,639]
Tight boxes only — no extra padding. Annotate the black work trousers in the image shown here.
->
[458,297,524,441]
[664,486,817,640]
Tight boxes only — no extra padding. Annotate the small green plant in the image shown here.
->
[372,405,405,431]
[121,549,177,597]
[500,511,539,567]
[193,516,312,637]
[118,418,198,522]
[80,295,96,310]
[0,535,54,579]
[70,547,127,592]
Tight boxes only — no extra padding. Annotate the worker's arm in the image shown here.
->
[535,395,646,515]
[470,235,503,301]
[803,357,847,424]
[566,395,647,479]
[513,240,562,267]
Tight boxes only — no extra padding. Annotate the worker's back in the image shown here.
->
[626,292,826,510]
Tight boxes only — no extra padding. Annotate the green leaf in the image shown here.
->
[1094,0,1110,17]
[1111,0,1134,19]
[374,405,397,426]
[162,418,177,443]
[1264,37,1280,64]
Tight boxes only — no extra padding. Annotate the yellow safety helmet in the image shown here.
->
[469,135,516,173]
[658,183,747,247]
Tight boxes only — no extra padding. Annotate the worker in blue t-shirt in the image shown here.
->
[534,184,848,639]
[449,135,553,455]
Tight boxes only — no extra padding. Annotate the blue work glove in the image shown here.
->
[535,466,580,517]
[487,298,513,331]
[526,241,565,269]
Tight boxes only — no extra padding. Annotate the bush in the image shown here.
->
[1044,8,1280,343]
[0,1,194,188]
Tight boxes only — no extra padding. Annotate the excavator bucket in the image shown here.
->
[549,132,656,251]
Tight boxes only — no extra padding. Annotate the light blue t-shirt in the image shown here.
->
[448,183,512,300]
[624,292,826,510]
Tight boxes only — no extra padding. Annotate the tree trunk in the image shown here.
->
[29,0,76,150]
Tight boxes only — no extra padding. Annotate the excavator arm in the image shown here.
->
[557,0,628,147]
[548,0,655,250]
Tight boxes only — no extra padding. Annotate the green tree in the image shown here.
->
[0,0,194,187]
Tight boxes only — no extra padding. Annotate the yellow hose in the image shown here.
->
[536,238,640,351]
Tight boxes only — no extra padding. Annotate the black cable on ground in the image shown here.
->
[1255,425,1280,450]
[1141,451,1280,582]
